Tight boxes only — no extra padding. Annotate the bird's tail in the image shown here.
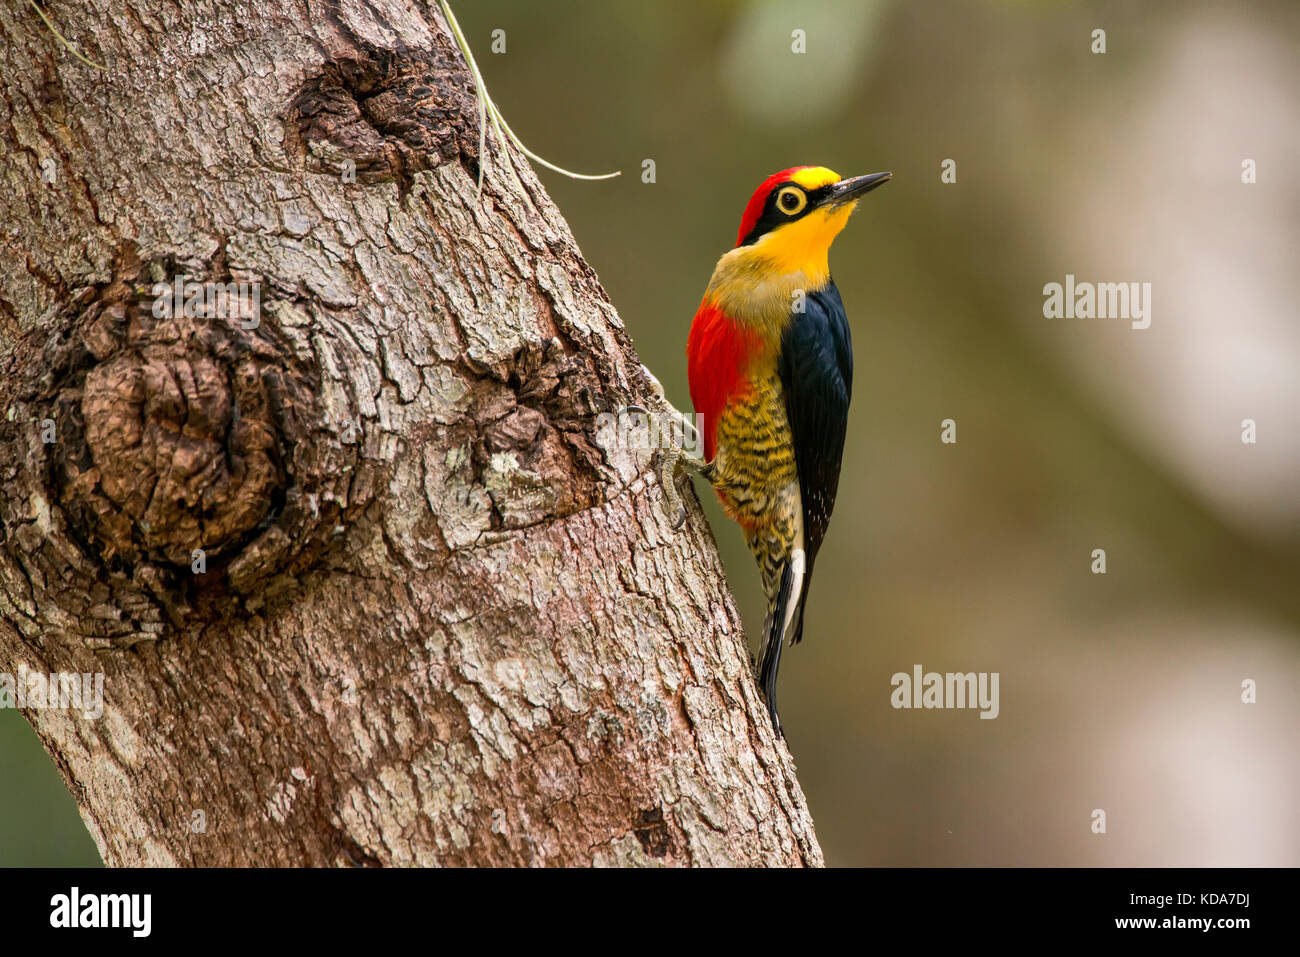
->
[788,551,816,647]
[758,548,808,737]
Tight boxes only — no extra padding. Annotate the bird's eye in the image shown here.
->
[776,187,807,216]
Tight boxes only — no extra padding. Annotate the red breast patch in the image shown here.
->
[686,300,763,462]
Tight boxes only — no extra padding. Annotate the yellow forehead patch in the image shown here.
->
[789,166,841,191]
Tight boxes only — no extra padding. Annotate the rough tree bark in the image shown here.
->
[0,0,822,866]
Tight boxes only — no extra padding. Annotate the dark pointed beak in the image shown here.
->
[824,171,892,207]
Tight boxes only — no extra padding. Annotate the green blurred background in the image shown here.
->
[3,0,1297,866]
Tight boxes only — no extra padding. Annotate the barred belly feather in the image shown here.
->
[711,372,801,598]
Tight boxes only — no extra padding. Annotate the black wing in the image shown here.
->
[777,280,853,645]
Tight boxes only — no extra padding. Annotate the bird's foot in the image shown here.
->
[623,405,704,530]
[631,365,708,530]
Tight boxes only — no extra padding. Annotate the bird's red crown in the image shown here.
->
[735,166,813,247]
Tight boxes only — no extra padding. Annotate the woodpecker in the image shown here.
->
[652,165,891,736]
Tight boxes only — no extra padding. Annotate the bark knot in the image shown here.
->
[70,313,285,568]
[286,39,480,191]
[0,253,371,647]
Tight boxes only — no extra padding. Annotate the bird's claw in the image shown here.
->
[615,400,684,528]
[634,365,707,530]
[640,365,670,405]
[653,444,689,530]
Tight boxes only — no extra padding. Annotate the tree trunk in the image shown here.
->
[0,0,821,866]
